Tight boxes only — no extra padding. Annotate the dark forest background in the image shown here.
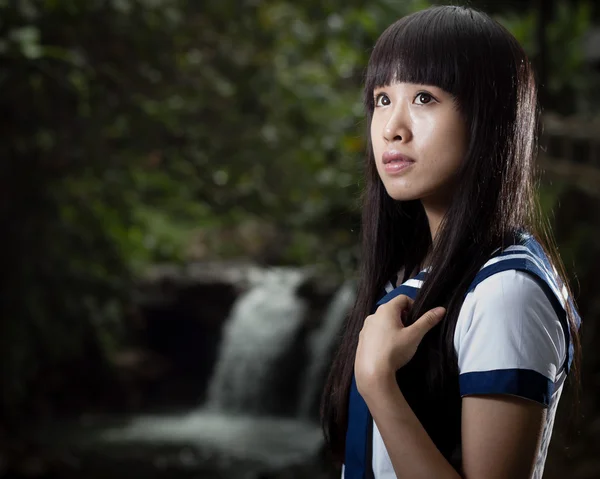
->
[1,1,599,478]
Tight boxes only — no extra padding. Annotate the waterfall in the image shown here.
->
[95,266,355,472]
[205,268,309,414]
[298,280,355,419]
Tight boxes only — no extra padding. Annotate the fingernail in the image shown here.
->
[433,307,446,316]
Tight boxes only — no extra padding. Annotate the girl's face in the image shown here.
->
[370,82,468,204]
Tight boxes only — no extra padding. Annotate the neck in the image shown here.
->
[421,180,457,244]
[421,200,447,245]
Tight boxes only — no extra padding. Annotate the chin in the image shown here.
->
[383,186,421,202]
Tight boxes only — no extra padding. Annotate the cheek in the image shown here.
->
[446,126,468,168]
[370,120,380,149]
[370,119,385,160]
[421,119,467,170]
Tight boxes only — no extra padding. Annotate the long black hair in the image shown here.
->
[321,5,582,465]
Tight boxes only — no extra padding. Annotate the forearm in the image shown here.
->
[363,374,462,479]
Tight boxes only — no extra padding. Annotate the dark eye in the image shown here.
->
[375,93,390,107]
[415,92,433,105]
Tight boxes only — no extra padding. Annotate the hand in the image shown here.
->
[354,294,446,396]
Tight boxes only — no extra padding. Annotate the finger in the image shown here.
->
[407,307,446,341]
[385,294,414,314]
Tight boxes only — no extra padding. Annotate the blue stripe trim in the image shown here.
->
[344,273,425,478]
[517,236,578,372]
[376,285,419,306]
[344,376,369,479]
[495,248,562,294]
[468,255,558,296]
[522,234,560,279]
[467,257,571,374]
[566,296,581,372]
[518,235,581,372]
[459,368,554,407]
[343,234,578,477]
[376,271,427,307]
[414,271,428,281]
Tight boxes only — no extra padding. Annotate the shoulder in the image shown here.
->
[453,269,567,406]
[458,269,561,331]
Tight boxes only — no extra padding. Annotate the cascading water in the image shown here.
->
[298,280,355,419]
[206,268,308,414]
[96,267,354,474]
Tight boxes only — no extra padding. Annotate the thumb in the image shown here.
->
[409,307,446,341]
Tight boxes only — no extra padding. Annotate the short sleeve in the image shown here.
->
[453,270,567,407]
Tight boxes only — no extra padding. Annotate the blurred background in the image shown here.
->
[1,0,599,478]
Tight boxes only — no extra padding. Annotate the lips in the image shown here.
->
[382,150,416,175]
[382,150,416,165]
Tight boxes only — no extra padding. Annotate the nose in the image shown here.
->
[383,105,412,144]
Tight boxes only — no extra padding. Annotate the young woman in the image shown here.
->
[321,5,582,479]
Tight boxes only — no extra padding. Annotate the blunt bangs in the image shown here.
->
[364,6,499,112]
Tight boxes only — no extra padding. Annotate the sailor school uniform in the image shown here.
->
[342,232,581,479]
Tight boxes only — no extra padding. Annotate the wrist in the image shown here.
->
[359,367,400,402]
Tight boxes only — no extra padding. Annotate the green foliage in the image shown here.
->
[0,0,194,417]
[182,0,429,267]
[0,0,595,419]
[0,0,437,418]
[498,1,595,116]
